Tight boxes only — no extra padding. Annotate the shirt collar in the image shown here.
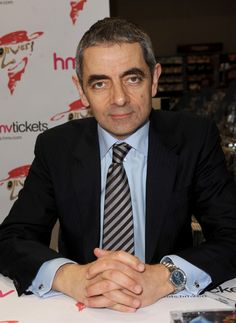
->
[98,121,149,159]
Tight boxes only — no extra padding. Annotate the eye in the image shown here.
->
[0,47,4,57]
[93,81,106,89]
[127,75,143,84]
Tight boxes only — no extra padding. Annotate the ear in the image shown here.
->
[72,75,90,107]
[151,63,162,97]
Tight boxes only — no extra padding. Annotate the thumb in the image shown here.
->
[94,247,111,258]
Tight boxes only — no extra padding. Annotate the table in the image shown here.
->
[0,274,233,323]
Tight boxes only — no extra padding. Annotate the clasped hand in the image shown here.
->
[52,248,173,312]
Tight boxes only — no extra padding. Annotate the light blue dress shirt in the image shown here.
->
[28,121,211,297]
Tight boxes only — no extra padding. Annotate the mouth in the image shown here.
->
[110,111,133,119]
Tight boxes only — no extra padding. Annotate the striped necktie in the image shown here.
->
[102,143,134,254]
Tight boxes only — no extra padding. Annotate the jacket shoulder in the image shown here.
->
[37,117,97,145]
[150,109,212,130]
[150,109,219,150]
[42,117,96,137]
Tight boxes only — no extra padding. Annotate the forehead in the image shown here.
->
[82,42,148,75]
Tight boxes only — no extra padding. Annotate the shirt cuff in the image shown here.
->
[27,258,76,298]
[161,255,212,296]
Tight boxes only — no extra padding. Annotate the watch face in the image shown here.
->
[172,269,185,286]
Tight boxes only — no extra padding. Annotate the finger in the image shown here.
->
[94,248,111,257]
[94,249,144,271]
[109,303,138,313]
[86,279,119,297]
[87,258,143,291]
[84,294,138,312]
[87,258,129,279]
[101,269,142,294]
[84,289,141,311]
[92,249,145,273]
[104,289,141,309]
[84,295,115,308]
[86,274,142,297]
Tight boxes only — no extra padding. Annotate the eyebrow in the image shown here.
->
[121,68,145,78]
[87,67,146,86]
[87,74,109,86]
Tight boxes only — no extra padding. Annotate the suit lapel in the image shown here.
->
[71,119,101,262]
[145,114,179,263]
[69,113,180,263]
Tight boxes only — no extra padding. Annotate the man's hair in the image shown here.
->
[76,17,156,85]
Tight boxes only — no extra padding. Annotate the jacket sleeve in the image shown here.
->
[177,119,236,289]
[0,133,64,295]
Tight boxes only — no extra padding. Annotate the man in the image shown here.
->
[0,17,236,313]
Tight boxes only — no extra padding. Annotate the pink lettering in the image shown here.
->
[53,52,76,70]
[53,52,64,70]
[0,124,13,133]
[65,56,76,69]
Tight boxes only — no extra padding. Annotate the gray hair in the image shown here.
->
[76,17,156,86]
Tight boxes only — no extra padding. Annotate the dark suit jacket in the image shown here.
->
[0,110,236,295]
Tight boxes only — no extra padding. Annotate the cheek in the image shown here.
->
[90,107,107,123]
[131,90,151,108]
[87,92,109,108]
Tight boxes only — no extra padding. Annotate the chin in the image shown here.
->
[113,128,137,139]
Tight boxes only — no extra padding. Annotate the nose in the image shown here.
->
[111,81,129,106]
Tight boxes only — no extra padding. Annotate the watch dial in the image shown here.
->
[172,270,184,285]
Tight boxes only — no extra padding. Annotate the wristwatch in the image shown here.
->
[161,261,187,293]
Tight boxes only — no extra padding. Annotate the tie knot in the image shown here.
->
[112,143,131,163]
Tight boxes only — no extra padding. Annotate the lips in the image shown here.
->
[110,111,133,119]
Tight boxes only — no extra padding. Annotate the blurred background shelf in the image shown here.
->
[155,43,236,182]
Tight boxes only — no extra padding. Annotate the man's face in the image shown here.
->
[77,42,161,139]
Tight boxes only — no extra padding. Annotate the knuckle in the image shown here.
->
[84,297,93,307]
[85,286,91,297]
[100,259,111,270]
[107,269,116,280]
[116,250,125,258]
[103,279,112,290]
[87,266,93,276]
[134,255,140,263]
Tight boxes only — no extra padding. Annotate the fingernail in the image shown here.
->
[133,299,140,308]
[134,285,142,294]
[137,263,145,271]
